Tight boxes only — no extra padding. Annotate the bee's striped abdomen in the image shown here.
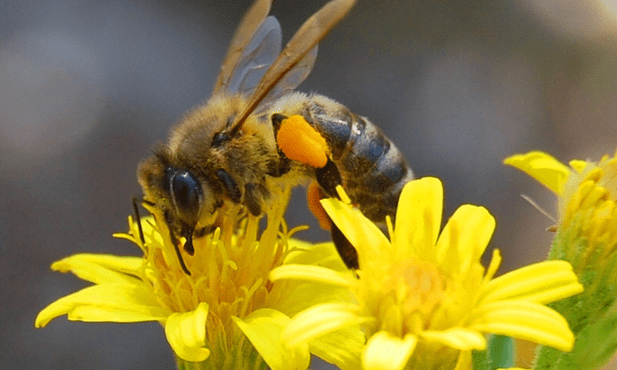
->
[306,98,413,222]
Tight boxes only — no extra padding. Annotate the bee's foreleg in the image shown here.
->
[244,182,269,216]
[216,169,242,203]
[131,196,147,246]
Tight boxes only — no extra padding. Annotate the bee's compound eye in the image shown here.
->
[164,167,203,224]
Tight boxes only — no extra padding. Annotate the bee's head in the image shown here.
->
[137,145,216,258]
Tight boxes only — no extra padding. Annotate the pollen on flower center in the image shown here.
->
[140,196,291,352]
[399,260,447,317]
[375,259,449,336]
[275,177,583,370]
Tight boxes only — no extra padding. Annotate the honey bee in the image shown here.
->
[137,0,413,274]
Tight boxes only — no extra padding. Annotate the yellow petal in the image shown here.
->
[393,177,443,260]
[51,253,143,285]
[504,151,571,195]
[164,302,210,362]
[320,197,391,269]
[483,249,502,284]
[362,331,417,370]
[66,306,167,323]
[569,159,588,173]
[479,260,583,305]
[454,351,472,370]
[435,205,494,274]
[420,328,487,350]
[470,301,575,352]
[284,241,348,271]
[233,309,310,370]
[282,303,364,348]
[307,323,364,370]
[269,264,354,288]
[35,283,171,327]
[269,267,356,320]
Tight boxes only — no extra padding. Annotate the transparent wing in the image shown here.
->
[226,16,282,97]
[253,45,318,116]
[231,0,357,130]
[212,0,273,95]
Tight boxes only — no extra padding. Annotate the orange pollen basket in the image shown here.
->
[276,114,329,168]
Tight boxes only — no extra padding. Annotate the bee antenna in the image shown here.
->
[131,196,147,245]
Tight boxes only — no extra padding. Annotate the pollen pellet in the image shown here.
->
[277,115,329,168]
[307,182,332,231]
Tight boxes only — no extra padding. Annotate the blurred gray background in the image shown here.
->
[1,0,616,368]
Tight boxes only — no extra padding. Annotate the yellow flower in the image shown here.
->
[271,177,583,370]
[505,150,617,268]
[505,149,617,369]
[35,188,364,370]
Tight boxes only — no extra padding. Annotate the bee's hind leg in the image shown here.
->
[273,111,358,270]
[331,222,359,270]
[315,159,342,197]
[306,181,359,271]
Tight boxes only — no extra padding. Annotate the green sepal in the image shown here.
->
[546,215,617,328]
[472,335,514,370]
[176,353,267,370]
[570,311,617,370]
[174,325,267,370]
[533,312,617,370]
[472,347,491,370]
[536,213,617,370]
[488,335,515,369]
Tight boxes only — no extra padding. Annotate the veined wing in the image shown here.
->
[212,0,273,95]
[231,0,357,131]
[225,16,282,97]
[252,45,318,118]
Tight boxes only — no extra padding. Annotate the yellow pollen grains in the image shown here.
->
[399,260,446,321]
[376,259,447,335]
